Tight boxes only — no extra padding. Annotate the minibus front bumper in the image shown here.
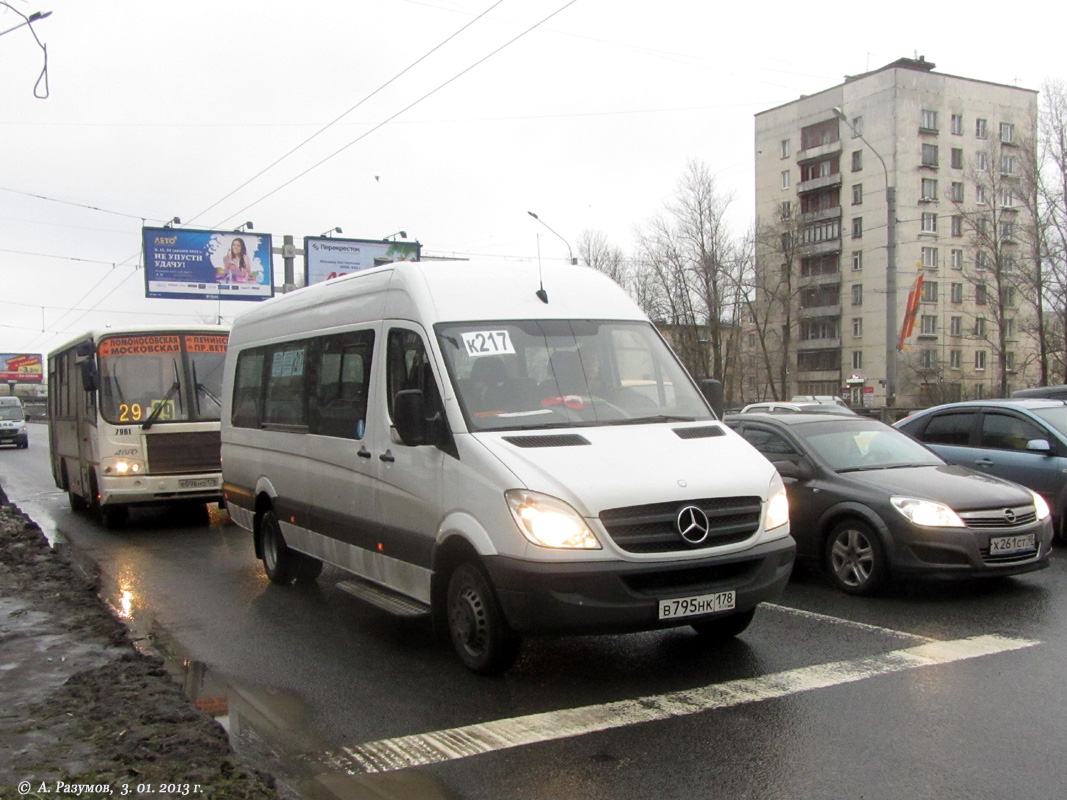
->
[485,535,796,635]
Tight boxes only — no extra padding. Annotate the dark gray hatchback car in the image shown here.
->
[894,399,1067,542]
[725,413,1053,595]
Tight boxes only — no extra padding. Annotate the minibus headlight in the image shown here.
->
[765,485,790,531]
[505,490,601,550]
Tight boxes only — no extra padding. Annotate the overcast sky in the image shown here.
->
[2,0,1065,358]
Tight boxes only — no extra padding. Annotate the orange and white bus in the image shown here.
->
[48,325,229,529]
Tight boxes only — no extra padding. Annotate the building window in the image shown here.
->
[851,116,863,137]
[975,316,988,337]
[852,217,863,239]
[852,184,863,205]
[921,280,938,302]
[1001,155,1015,175]
[976,251,991,269]
[920,349,938,370]
[781,138,791,158]
[852,284,863,306]
[975,350,987,370]
[951,114,964,135]
[950,349,962,369]
[922,247,939,268]
[852,317,863,336]
[1006,351,1015,371]
[976,185,988,204]
[921,315,938,335]
[1003,286,1017,307]
[976,118,988,139]
[1001,220,1015,240]
[976,284,987,305]
[951,249,963,270]
[950,316,963,336]
[1001,189,1015,208]
[921,178,938,200]
[922,143,939,167]
[952,215,964,237]
[748,333,756,348]
[851,150,863,171]
[951,182,964,202]
[852,351,863,369]
[921,212,938,233]
[1000,122,1015,144]
[921,109,938,131]
[781,170,791,189]
[951,283,963,303]
[852,250,863,271]
[1005,318,1016,339]
[780,200,792,219]
[976,151,989,171]
[951,148,963,169]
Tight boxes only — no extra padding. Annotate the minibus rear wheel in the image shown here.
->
[446,562,520,675]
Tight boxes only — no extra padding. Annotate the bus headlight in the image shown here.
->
[505,490,601,550]
[103,458,143,475]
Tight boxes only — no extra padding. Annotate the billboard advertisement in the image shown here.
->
[303,237,420,287]
[142,227,274,301]
[1,353,43,383]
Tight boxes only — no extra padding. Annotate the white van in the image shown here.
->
[0,396,28,449]
[221,260,794,673]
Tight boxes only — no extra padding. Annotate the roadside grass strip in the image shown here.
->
[310,633,1037,775]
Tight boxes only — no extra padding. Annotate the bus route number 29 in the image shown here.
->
[462,330,515,357]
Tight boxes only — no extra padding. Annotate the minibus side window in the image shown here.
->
[264,345,308,427]
[232,351,266,428]
[311,331,374,439]
[386,329,442,422]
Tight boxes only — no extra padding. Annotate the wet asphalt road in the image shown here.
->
[3,424,1066,800]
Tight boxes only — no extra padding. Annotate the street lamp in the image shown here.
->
[383,231,407,241]
[527,211,577,265]
[320,227,342,237]
[163,216,181,228]
[834,107,898,407]
[234,221,254,232]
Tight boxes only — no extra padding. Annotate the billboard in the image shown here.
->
[1,353,43,383]
[303,237,420,287]
[142,227,274,301]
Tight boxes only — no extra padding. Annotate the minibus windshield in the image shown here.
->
[437,319,713,432]
[0,406,24,421]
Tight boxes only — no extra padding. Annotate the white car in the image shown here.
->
[790,395,851,408]
[742,401,856,416]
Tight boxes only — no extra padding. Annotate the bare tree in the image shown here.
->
[577,229,627,287]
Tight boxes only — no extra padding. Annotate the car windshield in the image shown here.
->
[0,406,24,421]
[436,319,713,432]
[1029,405,1067,437]
[799,420,944,472]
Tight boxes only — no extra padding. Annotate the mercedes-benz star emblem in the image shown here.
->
[676,505,711,545]
[1004,508,1017,524]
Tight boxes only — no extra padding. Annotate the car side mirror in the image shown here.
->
[700,378,724,419]
[773,459,813,482]
[393,389,428,445]
[1026,438,1052,454]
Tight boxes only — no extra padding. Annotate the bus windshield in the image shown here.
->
[97,333,228,425]
[436,319,713,432]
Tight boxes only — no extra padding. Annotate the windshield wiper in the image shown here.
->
[191,362,221,413]
[143,360,182,430]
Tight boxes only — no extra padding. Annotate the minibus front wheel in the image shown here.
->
[259,509,323,585]
[446,562,521,675]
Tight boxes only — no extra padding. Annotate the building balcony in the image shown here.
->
[797,139,842,163]
[799,303,842,319]
[794,367,842,381]
[798,173,843,194]
[798,238,842,257]
[798,206,842,225]
[797,336,842,350]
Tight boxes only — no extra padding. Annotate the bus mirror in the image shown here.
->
[79,359,99,392]
[393,390,427,446]
[75,341,95,359]
[700,378,724,419]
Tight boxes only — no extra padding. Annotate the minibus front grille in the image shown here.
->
[145,431,222,475]
[599,496,762,553]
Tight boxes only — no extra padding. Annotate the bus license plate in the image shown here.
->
[989,533,1035,554]
[179,478,217,489]
[659,591,735,620]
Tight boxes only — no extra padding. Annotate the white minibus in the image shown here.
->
[221,260,794,673]
[0,395,28,449]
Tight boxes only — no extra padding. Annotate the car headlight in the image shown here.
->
[765,484,790,531]
[891,496,965,528]
[505,490,601,549]
[1030,491,1051,521]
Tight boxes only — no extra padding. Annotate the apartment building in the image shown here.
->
[751,57,1039,408]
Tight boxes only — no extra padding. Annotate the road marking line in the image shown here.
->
[307,634,1037,775]
[763,602,937,642]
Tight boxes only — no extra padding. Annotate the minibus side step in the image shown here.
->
[336,578,431,617]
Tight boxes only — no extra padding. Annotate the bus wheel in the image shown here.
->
[260,510,299,584]
[446,562,520,675]
[100,504,128,531]
[68,492,88,512]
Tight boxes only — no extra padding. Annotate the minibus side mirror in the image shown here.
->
[700,378,724,419]
[79,359,99,392]
[393,389,428,446]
